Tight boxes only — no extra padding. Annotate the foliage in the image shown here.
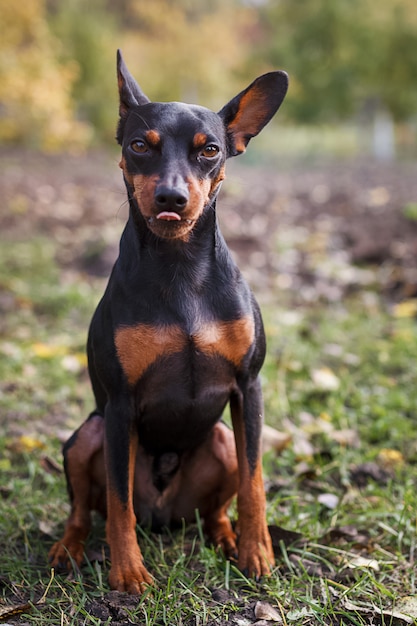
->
[119,0,257,109]
[0,0,91,150]
[259,0,417,122]
[1,0,417,149]
[48,0,120,142]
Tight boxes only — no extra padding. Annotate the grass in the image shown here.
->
[1,235,417,625]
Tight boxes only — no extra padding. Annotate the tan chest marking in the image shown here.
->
[115,316,255,386]
[115,324,186,386]
[193,317,255,367]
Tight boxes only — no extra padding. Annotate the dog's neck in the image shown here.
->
[116,194,231,297]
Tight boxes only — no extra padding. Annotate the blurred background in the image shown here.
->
[1,0,417,159]
[1,0,417,436]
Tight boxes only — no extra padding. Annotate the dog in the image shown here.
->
[49,50,288,594]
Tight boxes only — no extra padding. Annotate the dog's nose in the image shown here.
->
[155,185,189,212]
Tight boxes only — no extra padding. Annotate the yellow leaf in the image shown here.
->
[75,352,88,367]
[378,448,404,468]
[319,411,332,422]
[393,300,417,318]
[0,458,11,471]
[10,435,45,453]
[32,343,68,358]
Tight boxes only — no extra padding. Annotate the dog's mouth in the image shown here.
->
[146,213,196,240]
[156,211,187,222]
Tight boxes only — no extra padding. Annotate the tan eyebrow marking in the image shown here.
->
[145,130,161,147]
[193,133,208,149]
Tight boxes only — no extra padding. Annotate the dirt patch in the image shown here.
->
[2,150,417,304]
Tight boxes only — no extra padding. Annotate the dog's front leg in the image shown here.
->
[104,398,153,594]
[231,378,274,579]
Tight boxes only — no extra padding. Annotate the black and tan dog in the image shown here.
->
[49,51,288,594]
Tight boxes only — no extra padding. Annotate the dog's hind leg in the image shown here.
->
[49,412,105,570]
[172,422,239,558]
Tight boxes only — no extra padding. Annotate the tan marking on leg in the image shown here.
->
[49,415,104,569]
[106,433,153,593]
[231,397,274,577]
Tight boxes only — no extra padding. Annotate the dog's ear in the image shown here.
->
[117,49,150,119]
[218,72,288,157]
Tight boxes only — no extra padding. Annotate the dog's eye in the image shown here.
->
[131,140,148,154]
[201,144,219,158]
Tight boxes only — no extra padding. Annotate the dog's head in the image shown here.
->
[117,50,288,241]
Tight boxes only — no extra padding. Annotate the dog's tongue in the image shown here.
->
[156,211,181,221]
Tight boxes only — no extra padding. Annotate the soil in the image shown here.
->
[2,149,417,305]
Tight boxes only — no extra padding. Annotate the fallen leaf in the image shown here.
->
[262,425,291,455]
[40,456,63,475]
[395,596,417,620]
[339,595,414,624]
[0,458,11,472]
[349,462,391,488]
[268,525,303,554]
[8,435,45,453]
[0,603,32,620]
[286,606,316,621]
[289,553,332,578]
[317,493,339,509]
[32,343,68,358]
[39,520,55,536]
[345,555,379,571]
[378,448,404,469]
[311,367,340,391]
[254,601,282,623]
[282,417,314,459]
[367,186,390,207]
[324,525,372,549]
[330,428,359,447]
[61,354,84,373]
[392,300,417,319]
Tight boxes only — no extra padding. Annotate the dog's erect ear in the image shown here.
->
[218,71,288,157]
[117,49,150,119]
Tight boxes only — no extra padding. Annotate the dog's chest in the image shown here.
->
[114,317,254,387]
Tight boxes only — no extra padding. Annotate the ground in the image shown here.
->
[2,150,417,300]
[1,149,417,625]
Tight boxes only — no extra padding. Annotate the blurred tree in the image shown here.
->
[48,0,120,142]
[0,0,90,150]
[120,0,257,109]
[259,0,417,123]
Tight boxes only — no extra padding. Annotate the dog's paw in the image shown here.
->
[109,561,154,595]
[48,539,84,572]
[206,515,238,560]
[238,533,275,580]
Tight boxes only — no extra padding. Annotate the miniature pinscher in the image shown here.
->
[49,50,288,594]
